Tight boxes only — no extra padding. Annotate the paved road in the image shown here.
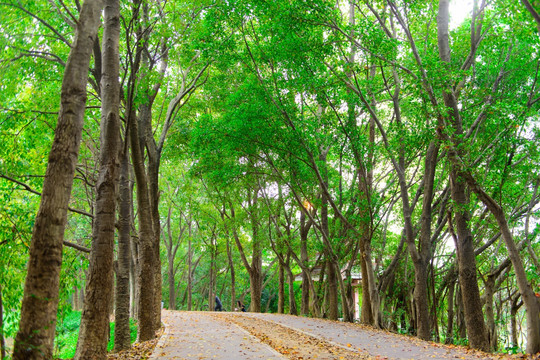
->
[150,310,502,360]
[149,311,284,360]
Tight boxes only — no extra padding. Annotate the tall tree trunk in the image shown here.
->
[187,225,193,311]
[450,177,489,351]
[300,210,311,316]
[510,295,523,349]
[130,235,139,319]
[359,249,373,325]
[437,1,489,351]
[456,285,467,341]
[484,275,498,351]
[208,239,216,311]
[145,135,162,328]
[129,105,156,341]
[12,2,103,358]
[227,237,236,311]
[75,0,120,357]
[445,281,455,344]
[114,145,132,351]
[319,149,339,320]
[278,259,285,314]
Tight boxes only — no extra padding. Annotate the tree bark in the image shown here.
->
[278,259,285,314]
[114,145,132,351]
[300,210,311,316]
[129,104,156,340]
[12,1,103,358]
[226,236,236,311]
[75,0,120,357]
[445,280,455,344]
[510,295,523,349]
[484,274,498,351]
[248,196,263,312]
[187,223,193,311]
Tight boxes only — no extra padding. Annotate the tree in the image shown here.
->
[74,0,121,357]
[12,1,104,358]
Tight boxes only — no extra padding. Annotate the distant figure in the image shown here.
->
[237,300,246,312]
[215,296,223,311]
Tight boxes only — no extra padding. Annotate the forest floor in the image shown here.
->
[122,310,540,360]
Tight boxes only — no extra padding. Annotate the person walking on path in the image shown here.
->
[215,296,223,311]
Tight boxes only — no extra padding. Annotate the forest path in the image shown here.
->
[150,310,516,360]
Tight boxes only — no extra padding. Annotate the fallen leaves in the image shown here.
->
[107,327,164,360]
[212,313,370,360]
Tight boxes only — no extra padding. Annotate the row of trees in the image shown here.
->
[0,0,539,359]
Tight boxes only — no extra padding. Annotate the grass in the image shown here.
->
[54,311,137,359]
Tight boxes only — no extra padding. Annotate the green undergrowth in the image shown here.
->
[54,311,137,359]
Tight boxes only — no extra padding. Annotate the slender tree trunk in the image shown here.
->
[129,235,139,319]
[249,192,263,312]
[326,260,339,320]
[437,1,489,351]
[114,146,132,351]
[278,259,285,314]
[484,275,498,351]
[187,227,193,311]
[12,2,103,358]
[129,105,156,340]
[75,0,120,357]
[359,248,373,325]
[445,281,455,344]
[319,149,338,320]
[510,295,523,349]
[451,177,489,351]
[300,211,311,316]
[227,237,236,311]
[146,140,162,328]
[208,240,216,311]
[456,285,467,341]
[165,208,177,310]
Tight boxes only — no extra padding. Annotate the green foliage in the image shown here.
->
[53,311,137,359]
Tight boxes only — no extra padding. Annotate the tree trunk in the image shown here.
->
[75,0,121,357]
[278,259,285,314]
[300,210,311,316]
[510,295,523,349]
[208,239,216,311]
[145,130,162,328]
[114,146,132,352]
[165,207,179,311]
[318,149,338,320]
[456,285,467,341]
[445,281,455,344]
[187,226,193,311]
[437,1,489,351]
[227,237,236,311]
[451,175,489,351]
[484,275,498,351]
[129,235,139,319]
[12,2,103,358]
[129,104,156,341]
[359,248,373,325]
